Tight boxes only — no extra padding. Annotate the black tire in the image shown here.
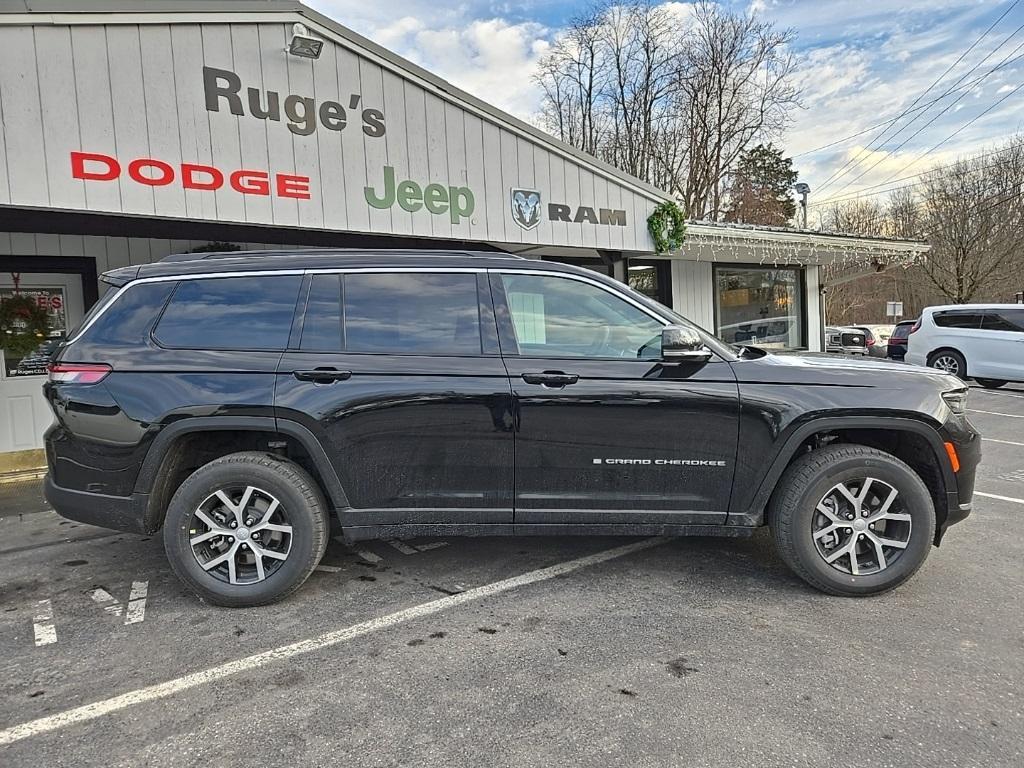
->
[976,378,1007,389]
[163,452,329,607]
[927,348,967,379]
[769,444,935,597]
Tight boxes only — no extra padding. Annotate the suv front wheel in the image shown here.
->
[769,444,935,596]
[163,452,329,607]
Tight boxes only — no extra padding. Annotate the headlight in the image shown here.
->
[942,389,968,415]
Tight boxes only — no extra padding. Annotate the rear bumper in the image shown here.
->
[44,473,150,534]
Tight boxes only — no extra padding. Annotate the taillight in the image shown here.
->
[866,338,875,347]
[47,363,111,384]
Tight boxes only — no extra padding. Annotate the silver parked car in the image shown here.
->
[826,326,868,355]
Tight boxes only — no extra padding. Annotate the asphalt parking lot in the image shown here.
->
[1,384,1023,768]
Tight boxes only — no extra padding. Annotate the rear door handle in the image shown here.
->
[522,372,579,387]
[293,368,352,383]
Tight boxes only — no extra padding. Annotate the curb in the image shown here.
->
[0,469,47,486]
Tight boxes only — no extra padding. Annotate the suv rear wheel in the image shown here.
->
[769,444,935,596]
[927,349,966,379]
[975,378,1007,389]
[163,452,329,607]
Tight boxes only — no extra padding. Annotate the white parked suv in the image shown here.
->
[906,304,1024,388]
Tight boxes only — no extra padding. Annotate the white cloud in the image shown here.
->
[307,0,552,117]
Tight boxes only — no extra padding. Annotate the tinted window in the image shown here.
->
[344,273,481,355]
[934,312,981,329]
[890,323,913,340]
[155,275,302,350]
[300,274,343,351]
[981,310,1024,332]
[86,282,175,345]
[499,273,664,359]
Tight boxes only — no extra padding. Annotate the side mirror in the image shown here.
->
[662,325,712,363]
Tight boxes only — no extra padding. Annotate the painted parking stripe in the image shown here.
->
[967,409,1024,418]
[32,600,56,647]
[125,581,148,625]
[0,537,665,746]
[976,491,1024,505]
[983,437,1024,448]
[971,387,1024,400]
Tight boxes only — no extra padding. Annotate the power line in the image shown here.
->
[821,33,1024,200]
[809,151,1022,213]
[813,1,1022,195]
[819,80,1024,205]
[794,52,1019,159]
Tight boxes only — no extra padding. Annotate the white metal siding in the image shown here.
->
[0,20,660,252]
[671,260,715,333]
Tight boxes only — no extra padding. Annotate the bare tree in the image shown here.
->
[818,138,1024,325]
[917,141,1024,303]
[535,0,800,218]
[673,1,800,219]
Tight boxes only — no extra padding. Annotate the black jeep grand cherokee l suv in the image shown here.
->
[43,250,980,606]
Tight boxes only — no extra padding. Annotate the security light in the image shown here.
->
[288,23,323,59]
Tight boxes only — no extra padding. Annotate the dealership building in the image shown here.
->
[0,0,926,468]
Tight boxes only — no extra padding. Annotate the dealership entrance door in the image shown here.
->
[0,271,85,459]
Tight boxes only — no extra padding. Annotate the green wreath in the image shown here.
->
[0,294,51,356]
[647,200,687,254]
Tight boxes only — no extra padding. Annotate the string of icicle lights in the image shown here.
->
[678,230,925,268]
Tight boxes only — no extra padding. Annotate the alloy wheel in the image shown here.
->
[188,486,293,585]
[931,355,960,375]
[812,478,912,576]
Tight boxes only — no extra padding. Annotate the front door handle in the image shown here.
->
[522,371,579,387]
[293,368,352,384]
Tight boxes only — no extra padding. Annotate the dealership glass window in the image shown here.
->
[714,266,805,349]
[1,287,68,377]
[154,275,302,350]
[626,259,672,307]
[343,273,482,355]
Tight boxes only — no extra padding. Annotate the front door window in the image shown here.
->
[499,273,664,359]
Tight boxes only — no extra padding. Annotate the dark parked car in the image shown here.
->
[44,250,980,606]
[887,320,916,361]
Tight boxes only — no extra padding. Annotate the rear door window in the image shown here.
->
[154,275,302,350]
[343,272,482,355]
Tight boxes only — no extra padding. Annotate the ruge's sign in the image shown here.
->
[203,66,386,137]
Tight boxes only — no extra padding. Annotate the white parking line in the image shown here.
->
[32,600,56,647]
[976,491,1024,505]
[971,387,1024,400]
[983,437,1024,448]
[124,581,148,625]
[0,537,665,746]
[967,409,1024,418]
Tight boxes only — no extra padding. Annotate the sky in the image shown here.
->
[305,0,1024,220]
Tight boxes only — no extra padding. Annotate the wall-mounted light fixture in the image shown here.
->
[288,23,323,59]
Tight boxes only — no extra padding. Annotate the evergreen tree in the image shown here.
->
[725,144,798,226]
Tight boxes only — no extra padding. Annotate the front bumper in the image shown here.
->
[44,473,150,534]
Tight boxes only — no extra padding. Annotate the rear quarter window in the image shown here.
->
[934,313,981,329]
[154,275,302,351]
[81,282,176,346]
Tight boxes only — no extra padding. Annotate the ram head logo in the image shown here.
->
[511,189,542,231]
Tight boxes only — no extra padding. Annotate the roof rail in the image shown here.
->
[159,248,524,263]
